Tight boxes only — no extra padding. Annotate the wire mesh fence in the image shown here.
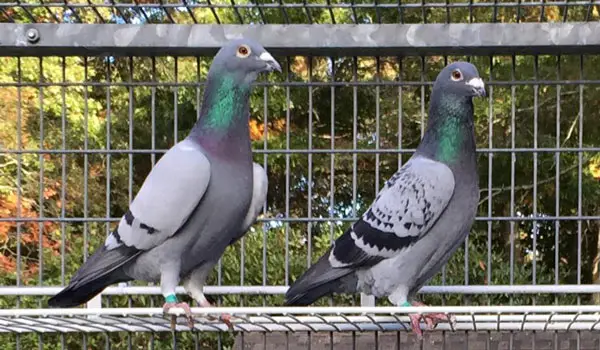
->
[1,0,600,24]
[1,51,600,348]
[1,1,600,349]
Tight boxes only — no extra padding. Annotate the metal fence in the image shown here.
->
[1,0,600,23]
[1,1,600,349]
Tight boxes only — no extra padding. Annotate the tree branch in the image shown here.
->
[478,159,587,206]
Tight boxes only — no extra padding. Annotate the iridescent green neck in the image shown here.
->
[418,93,473,164]
[196,72,250,133]
[436,115,463,163]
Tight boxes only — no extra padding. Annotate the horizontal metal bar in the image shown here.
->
[0,80,599,88]
[2,307,600,334]
[1,216,599,223]
[5,305,600,317]
[5,284,600,297]
[1,147,600,155]
[0,286,282,296]
[2,23,600,56]
[2,311,600,333]
[3,1,600,10]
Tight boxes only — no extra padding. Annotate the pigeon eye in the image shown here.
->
[451,69,463,81]
[237,45,251,58]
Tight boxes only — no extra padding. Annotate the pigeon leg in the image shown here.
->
[163,295,195,329]
[183,265,234,330]
[162,270,193,329]
[197,296,234,330]
[408,312,424,339]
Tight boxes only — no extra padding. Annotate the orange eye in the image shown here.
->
[451,69,463,81]
[237,45,251,58]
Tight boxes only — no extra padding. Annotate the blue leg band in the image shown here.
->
[165,294,178,303]
[401,301,412,307]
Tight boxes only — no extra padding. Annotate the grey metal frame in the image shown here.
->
[2,23,600,57]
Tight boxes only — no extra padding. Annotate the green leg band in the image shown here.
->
[165,294,178,303]
[400,301,412,307]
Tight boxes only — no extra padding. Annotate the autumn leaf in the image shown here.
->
[43,187,57,200]
[22,262,39,282]
[589,160,600,180]
[272,118,286,133]
[0,255,16,272]
[248,119,264,141]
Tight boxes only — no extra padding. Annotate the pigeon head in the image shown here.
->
[192,39,280,149]
[433,62,486,98]
[418,62,485,164]
[209,39,281,84]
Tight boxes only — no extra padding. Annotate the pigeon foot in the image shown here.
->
[408,301,456,340]
[163,302,194,329]
[199,299,234,330]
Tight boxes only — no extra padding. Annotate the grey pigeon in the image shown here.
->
[48,39,281,328]
[285,62,485,338]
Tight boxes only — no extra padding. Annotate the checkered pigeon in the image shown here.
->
[285,62,485,338]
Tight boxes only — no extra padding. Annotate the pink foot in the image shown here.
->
[409,313,425,339]
[199,299,234,330]
[220,313,234,330]
[408,302,456,339]
[163,302,194,329]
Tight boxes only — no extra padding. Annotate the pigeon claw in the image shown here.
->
[203,312,234,330]
[409,313,424,340]
[198,299,234,330]
[220,313,234,331]
[163,302,195,329]
[409,312,448,340]
[421,312,450,330]
[407,302,455,340]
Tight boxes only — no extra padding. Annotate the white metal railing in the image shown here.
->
[1,305,600,334]
[4,284,600,297]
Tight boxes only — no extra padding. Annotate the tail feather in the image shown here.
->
[48,244,140,308]
[285,249,356,306]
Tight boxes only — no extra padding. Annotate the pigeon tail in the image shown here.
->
[48,244,140,308]
[285,249,357,306]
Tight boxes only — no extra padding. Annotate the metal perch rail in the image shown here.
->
[1,306,600,334]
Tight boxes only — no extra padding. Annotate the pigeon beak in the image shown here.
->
[259,51,282,73]
[466,77,486,97]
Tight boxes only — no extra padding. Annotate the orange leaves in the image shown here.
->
[0,189,61,277]
[0,205,10,241]
[0,189,61,258]
[0,255,16,272]
[0,192,33,243]
[89,164,103,178]
[0,86,36,149]
[249,119,265,141]
[43,187,57,200]
[271,119,286,134]
[249,118,287,141]
[22,262,39,282]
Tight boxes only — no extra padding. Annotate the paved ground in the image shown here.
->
[234,331,600,350]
